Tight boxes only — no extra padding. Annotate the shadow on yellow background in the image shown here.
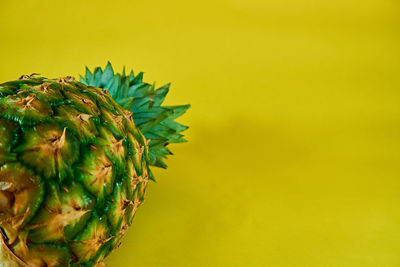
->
[0,0,399,266]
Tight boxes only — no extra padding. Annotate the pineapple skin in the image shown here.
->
[0,76,150,266]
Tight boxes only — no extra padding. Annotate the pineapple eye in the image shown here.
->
[18,73,40,80]
[38,83,50,92]
[17,94,36,108]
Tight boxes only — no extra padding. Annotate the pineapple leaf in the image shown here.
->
[80,62,190,169]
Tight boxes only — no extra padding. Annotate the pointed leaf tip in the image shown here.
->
[80,62,190,173]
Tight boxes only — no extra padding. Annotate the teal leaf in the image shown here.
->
[80,62,190,174]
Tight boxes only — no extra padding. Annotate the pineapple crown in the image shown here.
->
[80,62,190,169]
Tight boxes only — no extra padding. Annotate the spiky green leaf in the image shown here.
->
[81,63,189,171]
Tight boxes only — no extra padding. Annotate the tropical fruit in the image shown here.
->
[0,63,189,266]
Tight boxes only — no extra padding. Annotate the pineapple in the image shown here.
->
[0,63,189,266]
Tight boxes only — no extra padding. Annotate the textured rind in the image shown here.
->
[0,77,150,266]
[80,62,190,171]
[0,232,27,267]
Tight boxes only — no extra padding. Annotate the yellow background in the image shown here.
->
[0,0,399,266]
